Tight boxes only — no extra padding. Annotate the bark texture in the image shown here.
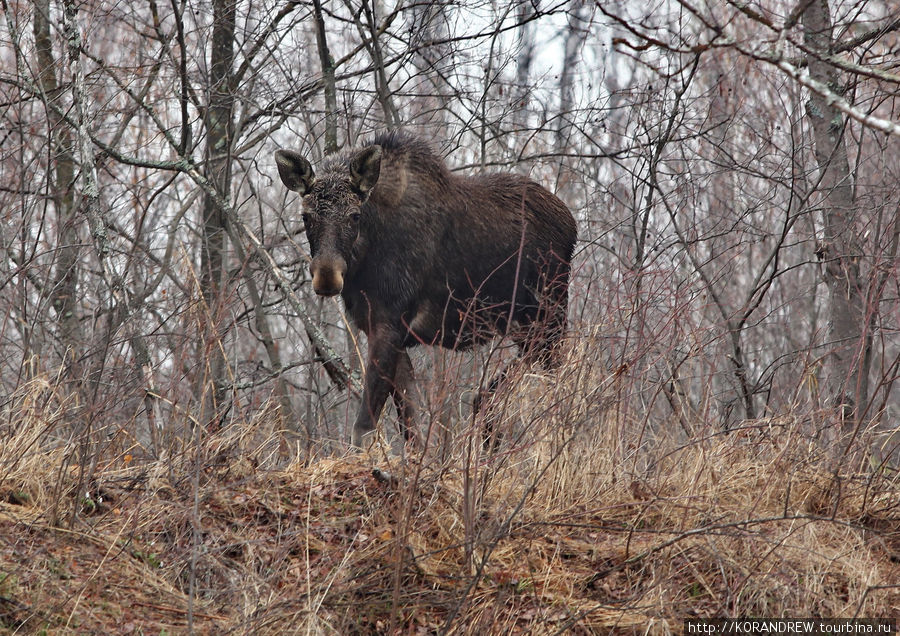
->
[802,0,869,422]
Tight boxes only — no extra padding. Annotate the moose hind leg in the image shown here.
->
[474,323,555,449]
[474,283,569,449]
[390,350,416,441]
[473,360,517,449]
[522,266,569,369]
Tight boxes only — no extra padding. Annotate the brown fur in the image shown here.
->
[274,132,577,447]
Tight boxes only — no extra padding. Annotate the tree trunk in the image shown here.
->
[227,227,298,439]
[406,1,449,136]
[513,0,537,126]
[312,0,338,154]
[198,0,236,428]
[346,0,400,129]
[802,0,868,425]
[33,0,81,365]
[557,3,588,151]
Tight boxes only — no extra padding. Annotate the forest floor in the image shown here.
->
[1,372,899,634]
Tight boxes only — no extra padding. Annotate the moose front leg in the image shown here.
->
[351,325,403,449]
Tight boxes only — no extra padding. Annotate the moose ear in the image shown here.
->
[274,150,315,195]
[349,145,382,195]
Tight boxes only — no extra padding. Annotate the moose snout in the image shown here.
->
[310,255,347,296]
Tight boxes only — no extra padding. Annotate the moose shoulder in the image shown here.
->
[274,133,577,448]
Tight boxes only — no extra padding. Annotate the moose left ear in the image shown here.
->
[349,145,382,195]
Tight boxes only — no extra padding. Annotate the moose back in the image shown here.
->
[275,132,577,447]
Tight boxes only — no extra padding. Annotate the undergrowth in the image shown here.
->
[0,344,898,634]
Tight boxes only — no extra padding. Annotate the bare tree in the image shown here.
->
[32,0,81,371]
[196,0,236,428]
[802,0,868,427]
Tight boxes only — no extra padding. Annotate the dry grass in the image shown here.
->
[0,349,898,634]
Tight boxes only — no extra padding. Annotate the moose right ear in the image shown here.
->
[274,150,315,195]
[349,145,382,196]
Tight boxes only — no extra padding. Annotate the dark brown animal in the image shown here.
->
[274,132,576,447]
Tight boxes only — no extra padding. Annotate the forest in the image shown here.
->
[0,0,898,632]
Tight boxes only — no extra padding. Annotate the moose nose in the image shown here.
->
[310,255,347,296]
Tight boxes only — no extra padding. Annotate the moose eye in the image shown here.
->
[350,211,361,223]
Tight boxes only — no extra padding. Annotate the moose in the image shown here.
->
[274,132,577,448]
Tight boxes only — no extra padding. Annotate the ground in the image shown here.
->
[1,433,898,635]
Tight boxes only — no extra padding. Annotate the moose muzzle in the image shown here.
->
[310,255,347,296]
